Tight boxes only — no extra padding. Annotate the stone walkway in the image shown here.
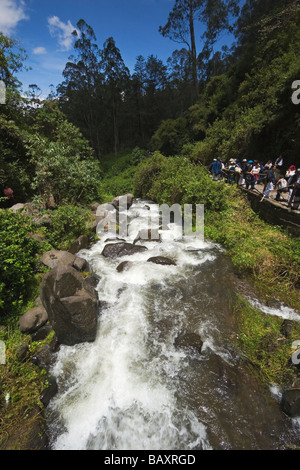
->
[241,182,300,213]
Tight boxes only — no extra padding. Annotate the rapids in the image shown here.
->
[46,199,300,450]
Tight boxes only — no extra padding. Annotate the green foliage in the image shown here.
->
[134,152,229,209]
[149,117,188,156]
[44,205,93,251]
[26,119,101,206]
[233,294,300,385]
[0,210,40,317]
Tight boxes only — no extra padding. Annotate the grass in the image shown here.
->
[204,185,300,310]
[233,294,300,386]
[0,322,54,449]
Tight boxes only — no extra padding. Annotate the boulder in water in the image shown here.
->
[102,242,148,259]
[174,332,203,354]
[116,261,134,272]
[147,256,176,266]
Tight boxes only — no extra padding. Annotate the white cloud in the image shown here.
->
[0,0,28,35]
[48,16,78,51]
[33,46,47,55]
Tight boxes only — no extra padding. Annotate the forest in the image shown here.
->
[1,0,300,450]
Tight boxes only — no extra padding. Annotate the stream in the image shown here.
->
[46,199,300,450]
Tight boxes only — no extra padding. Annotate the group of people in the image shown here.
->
[209,156,300,210]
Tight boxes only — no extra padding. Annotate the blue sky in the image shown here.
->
[0,0,238,98]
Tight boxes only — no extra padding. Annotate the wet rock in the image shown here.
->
[32,344,56,371]
[117,261,134,272]
[104,237,126,243]
[31,324,53,341]
[40,376,58,408]
[68,235,89,255]
[147,256,176,266]
[102,242,148,259]
[280,388,300,418]
[19,306,48,335]
[40,264,99,346]
[72,256,90,272]
[111,194,134,210]
[174,332,203,354]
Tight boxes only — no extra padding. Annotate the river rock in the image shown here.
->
[116,261,134,272]
[280,388,300,418]
[111,194,135,210]
[32,344,56,371]
[19,306,48,334]
[39,376,58,408]
[68,235,89,255]
[147,256,176,266]
[102,242,148,259]
[174,332,203,354]
[40,264,99,346]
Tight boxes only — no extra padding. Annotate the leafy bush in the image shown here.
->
[0,210,40,317]
[27,134,101,206]
[45,205,93,251]
[134,152,229,211]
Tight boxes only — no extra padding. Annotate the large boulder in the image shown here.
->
[40,264,99,346]
[102,242,148,259]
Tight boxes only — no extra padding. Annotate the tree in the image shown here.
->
[57,19,104,158]
[160,0,200,100]
[159,0,239,100]
[0,32,28,90]
[100,37,130,154]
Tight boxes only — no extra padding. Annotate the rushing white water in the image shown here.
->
[47,199,300,450]
[47,200,216,450]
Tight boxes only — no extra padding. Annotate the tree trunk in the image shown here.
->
[189,0,199,101]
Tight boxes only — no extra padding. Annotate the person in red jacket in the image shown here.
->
[3,185,14,206]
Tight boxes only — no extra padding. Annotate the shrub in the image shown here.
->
[45,205,93,251]
[0,210,40,317]
[134,152,229,211]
